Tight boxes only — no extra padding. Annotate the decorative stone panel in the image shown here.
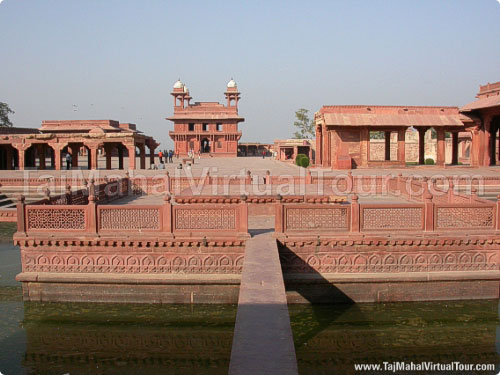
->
[26,207,86,230]
[436,206,494,229]
[175,208,236,230]
[99,208,160,230]
[285,207,348,230]
[362,207,423,230]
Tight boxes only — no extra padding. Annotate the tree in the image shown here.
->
[293,108,314,139]
[0,102,14,127]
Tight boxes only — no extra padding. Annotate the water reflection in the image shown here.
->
[289,301,500,375]
[0,296,236,375]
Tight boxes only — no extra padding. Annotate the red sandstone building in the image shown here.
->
[0,120,158,170]
[315,81,500,169]
[273,139,313,162]
[167,79,244,157]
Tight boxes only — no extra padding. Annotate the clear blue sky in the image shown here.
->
[1,0,499,148]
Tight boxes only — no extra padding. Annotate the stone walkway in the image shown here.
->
[229,217,298,375]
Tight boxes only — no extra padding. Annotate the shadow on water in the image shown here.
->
[277,241,365,356]
[277,242,500,375]
[289,300,500,375]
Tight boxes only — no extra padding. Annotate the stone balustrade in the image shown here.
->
[275,195,498,234]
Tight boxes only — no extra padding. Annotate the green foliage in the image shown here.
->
[295,154,304,166]
[295,154,309,168]
[424,158,435,165]
[0,102,14,127]
[370,131,385,140]
[293,108,314,139]
[430,128,437,139]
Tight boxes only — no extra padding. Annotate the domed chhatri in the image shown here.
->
[227,78,237,88]
[173,79,184,89]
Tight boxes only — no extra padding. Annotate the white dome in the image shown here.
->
[173,79,184,89]
[227,78,237,88]
[183,85,189,93]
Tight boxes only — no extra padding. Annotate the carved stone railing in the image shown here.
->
[27,177,129,206]
[276,193,499,235]
[17,195,249,237]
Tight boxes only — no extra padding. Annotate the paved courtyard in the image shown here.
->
[1,156,500,179]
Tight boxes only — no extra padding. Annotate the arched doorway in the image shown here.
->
[201,138,210,153]
[24,144,55,170]
[0,145,19,170]
[102,142,126,170]
[423,128,437,164]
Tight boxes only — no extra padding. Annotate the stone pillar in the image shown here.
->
[37,144,46,170]
[360,127,369,167]
[15,145,25,170]
[482,116,492,166]
[127,146,136,170]
[293,146,298,161]
[397,129,406,165]
[87,146,98,170]
[54,146,62,170]
[451,132,459,165]
[315,127,322,166]
[470,128,480,167]
[418,128,426,164]
[384,131,391,161]
[118,146,124,170]
[70,144,80,168]
[149,144,155,167]
[139,144,146,169]
[104,144,113,170]
[498,136,500,166]
[436,129,445,166]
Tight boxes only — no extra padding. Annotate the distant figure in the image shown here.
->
[158,150,163,163]
[262,150,266,159]
[65,153,72,170]
[168,150,173,163]
[197,150,201,160]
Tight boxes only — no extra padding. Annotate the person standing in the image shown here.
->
[158,150,163,163]
[65,153,72,170]
[262,150,266,159]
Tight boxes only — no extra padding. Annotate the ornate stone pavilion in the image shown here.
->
[461,81,500,167]
[0,120,158,170]
[167,79,244,157]
[314,81,500,169]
